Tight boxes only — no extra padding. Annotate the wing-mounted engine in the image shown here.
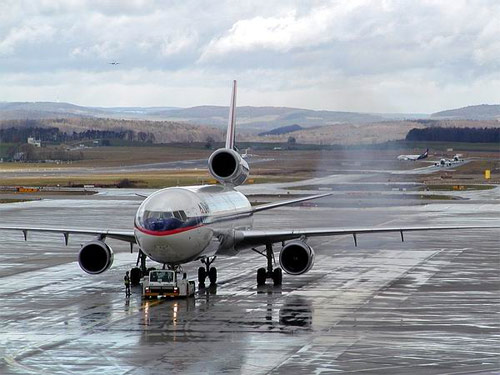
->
[279,240,315,275]
[208,148,249,186]
[78,240,114,274]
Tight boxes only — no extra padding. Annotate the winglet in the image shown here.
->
[225,80,237,150]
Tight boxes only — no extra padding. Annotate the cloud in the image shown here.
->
[0,0,499,112]
[200,2,368,60]
[0,23,55,55]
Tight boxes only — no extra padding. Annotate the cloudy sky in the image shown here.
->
[0,0,499,113]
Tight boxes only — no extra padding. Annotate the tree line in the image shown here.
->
[406,127,500,143]
[0,126,156,144]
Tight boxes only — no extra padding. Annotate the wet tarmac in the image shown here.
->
[0,179,499,373]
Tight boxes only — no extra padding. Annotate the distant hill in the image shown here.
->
[246,121,427,145]
[432,104,500,120]
[258,124,304,136]
[0,102,408,133]
[0,102,96,120]
[0,102,178,121]
[153,106,388,131]
[0,118,223,144]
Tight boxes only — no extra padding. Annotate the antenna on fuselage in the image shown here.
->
[225,80,237,150]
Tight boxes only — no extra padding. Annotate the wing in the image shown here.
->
[208,192,333,224]
[234,225,499,249]
[251,193,332,213]
[0,226,136,245]
[0,193,330,245]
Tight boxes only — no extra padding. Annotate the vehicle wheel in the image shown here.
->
[272,268,282,286]
[209,267,217,284]
[198,267,206,284]
[130,267,142,285]
[257,267,267,286]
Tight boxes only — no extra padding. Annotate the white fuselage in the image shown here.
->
[397,150,428,161]
[397,155,419,161]
[134,185,253,265]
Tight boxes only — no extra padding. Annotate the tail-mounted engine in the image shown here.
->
[279,240,315,275]
[208,148,249,186]
[78,240,114,274]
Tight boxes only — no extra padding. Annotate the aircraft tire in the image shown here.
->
[198,267,206,284]
[257,268,267,286]
[272,268,282,286]
[130,267,142,285]
[209,267,217,284]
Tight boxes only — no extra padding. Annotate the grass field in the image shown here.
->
[0,170,297,189]
[236,141,500,152]
[420,184,495,191]
[73,145,212,167]
[0,199,33,204]
[390,141,500,152]
[1,146,498,188]
[0,143,15,158]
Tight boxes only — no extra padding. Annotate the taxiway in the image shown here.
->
[0,172,498,374]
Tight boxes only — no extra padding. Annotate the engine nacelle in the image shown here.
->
[78,240,114,274]
[279,240,315,275]
[208,148,249,186]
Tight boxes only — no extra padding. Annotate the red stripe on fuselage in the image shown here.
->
[135,224,203,237]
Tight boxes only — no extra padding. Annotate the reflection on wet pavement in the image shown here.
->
[0,186,499,374]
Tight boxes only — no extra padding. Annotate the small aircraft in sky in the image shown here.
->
[109,61,120,65]
[0,83,496,288]
[397,149,429,161]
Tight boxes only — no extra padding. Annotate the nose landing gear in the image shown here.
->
[254,244,282,286]
[198,256,217,286]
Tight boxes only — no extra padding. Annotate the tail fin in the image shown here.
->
[419,148,429,159]
[225,80,237,150]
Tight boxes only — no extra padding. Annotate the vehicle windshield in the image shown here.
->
[150,271,174,283]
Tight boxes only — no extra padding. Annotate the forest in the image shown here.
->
[406,127,500,143]
[0,126,156,144]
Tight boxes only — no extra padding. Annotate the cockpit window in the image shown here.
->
[136,208,202,232]
[134,188,206,233]
[137,209,199,232]
[173,211,187,221]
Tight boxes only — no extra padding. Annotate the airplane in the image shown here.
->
[435,158,452,167]
[109,62,120,65]
[0,81,497,288]
[397,149,429,161]
[435,154,464,167]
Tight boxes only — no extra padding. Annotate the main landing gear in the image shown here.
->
[254,243,282,286]
[198,256,217,286]
[129,249,153,285]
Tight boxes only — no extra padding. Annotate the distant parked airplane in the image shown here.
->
[397,149,429,161]
[435,154,464,167]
